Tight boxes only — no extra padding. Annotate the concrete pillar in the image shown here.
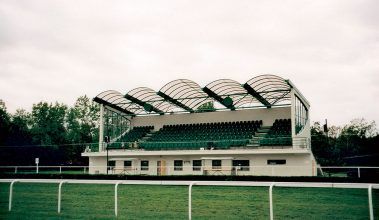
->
[99,104,104,152]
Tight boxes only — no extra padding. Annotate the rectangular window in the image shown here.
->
[212,160,222,169]
[124,161,132,169]
[141,160,149,170]
[174,160,183,171]
[267,160,286,165]
[232,160,250,171]
[193,160,202,171]
[108,161,115,168]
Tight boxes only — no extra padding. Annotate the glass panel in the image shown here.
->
[232,160,250,171]
[141,160,149,170]
[124,161,132,167]
[212,160,222,169]
[267,160,286,165]
[193,160,202,171]
[294,95,308,134]
[174,160,183,171]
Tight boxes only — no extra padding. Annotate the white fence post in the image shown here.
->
[368,184,374,220]
[14,166,17,174]
[358,167,361,178]
[188,181,197,220]
[59,166,62,174]
[8,180,18,211]
[115,181,122,217]
[58,180,67,213]
[269,183,275,220]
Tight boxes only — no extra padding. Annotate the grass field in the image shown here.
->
[0,183,378,219]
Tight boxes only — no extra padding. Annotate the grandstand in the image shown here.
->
[82,74,316,176]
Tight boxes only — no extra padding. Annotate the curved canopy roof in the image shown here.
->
[94,74,294,116]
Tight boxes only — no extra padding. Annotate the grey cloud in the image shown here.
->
[0,0,378,126]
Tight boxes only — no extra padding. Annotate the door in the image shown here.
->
[157,161,161,175]
[157,160,166,175]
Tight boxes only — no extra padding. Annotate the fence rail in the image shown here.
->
[1,165,379,178]
[0,179,378,219]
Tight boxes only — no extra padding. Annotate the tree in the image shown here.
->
[197,101,215,112]
[311,118,379,166]
[311,122,342,165]
[65,95,99,164]
[336,118,377,160]
[66,95,99,143]
[0,100,10,145]
[30,102,68,145]
[7,109,32,146]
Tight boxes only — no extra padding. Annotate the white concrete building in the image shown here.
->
[82,75,317,176]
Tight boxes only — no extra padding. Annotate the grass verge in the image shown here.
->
[0,183,378,219]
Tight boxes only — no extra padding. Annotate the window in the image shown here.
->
[267,160,286,165]
[174,160,183,171]
[193,160,202,171]
[295,95,308,134]
[232,160,250,171]
[124,161,132,169]
[141,160,149,170]
[108,161,115,168]
[212,160,222,169]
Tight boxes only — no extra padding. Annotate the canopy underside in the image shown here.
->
[94,74,293,116]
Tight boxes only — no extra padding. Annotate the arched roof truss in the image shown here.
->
[159,79,214,111]
[94,74,297,116]
[204,79,261,110]
[244,74,291,107]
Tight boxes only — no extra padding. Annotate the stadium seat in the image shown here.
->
[141,120,262,150]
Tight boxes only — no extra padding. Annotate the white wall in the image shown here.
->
[89,156,107,174]
[131,107,291,130]
[88,152,315,176]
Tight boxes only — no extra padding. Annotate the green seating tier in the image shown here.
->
[141,121,261,150]
[260,119,292,146]
[108,126,153,149]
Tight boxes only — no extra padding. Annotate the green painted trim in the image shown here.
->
[157,91,194,113]
[243,83,272,108]
[203,87,236,110]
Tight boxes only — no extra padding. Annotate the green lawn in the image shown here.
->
[0,183,378,219]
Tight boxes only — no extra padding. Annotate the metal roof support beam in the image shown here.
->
[93,97,135,116]
[157,91,194,113]
[202,87,236,110]
[124,94,165,115]
[243,83,272,108]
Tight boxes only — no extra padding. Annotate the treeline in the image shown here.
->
[311,119,379,166]
[0,96,99,165]
[1,96,379,166]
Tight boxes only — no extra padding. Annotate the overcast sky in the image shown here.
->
[0,0,378,126]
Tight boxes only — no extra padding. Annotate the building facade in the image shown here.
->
[82,75,316,176]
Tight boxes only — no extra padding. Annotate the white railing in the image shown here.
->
[92,136,311,152]
[0,179,377,220]
[0,165,89,174]
[1,165,378,177]
[292,137,310,149]
[319,166,379,178]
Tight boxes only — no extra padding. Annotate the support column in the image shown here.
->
[99,104,104,152]
[290,89,296,149]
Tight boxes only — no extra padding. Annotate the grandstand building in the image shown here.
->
[82,75,317,176]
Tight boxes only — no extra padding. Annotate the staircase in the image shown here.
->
[246,126,271,147]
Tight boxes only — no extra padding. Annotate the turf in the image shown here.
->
[0,182,378,219]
